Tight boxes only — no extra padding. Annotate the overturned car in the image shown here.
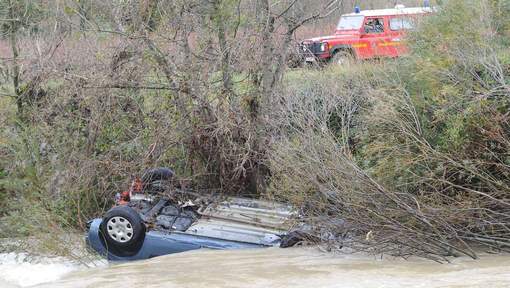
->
[86,168,305,261]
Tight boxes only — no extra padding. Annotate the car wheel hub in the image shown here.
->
[106,216,133,243]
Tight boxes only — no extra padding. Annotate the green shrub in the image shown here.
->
[269,0,510,260]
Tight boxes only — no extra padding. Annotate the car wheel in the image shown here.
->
[331,50,353,66]
[141,167,174,182]
[142,167,174,193]
[100,205,145,257]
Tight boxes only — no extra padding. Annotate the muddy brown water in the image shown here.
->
[28,247,510,288]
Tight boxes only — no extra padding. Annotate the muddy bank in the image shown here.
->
[32,247,510,288]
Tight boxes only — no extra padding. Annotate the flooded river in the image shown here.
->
[3,247,510,287]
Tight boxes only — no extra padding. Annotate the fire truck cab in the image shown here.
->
[301,4,435,64]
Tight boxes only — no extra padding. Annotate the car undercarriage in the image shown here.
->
[86,168,306,260]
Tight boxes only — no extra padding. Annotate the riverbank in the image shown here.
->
[1,0,509,261]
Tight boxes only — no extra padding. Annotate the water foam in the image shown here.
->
[0,252,81,287]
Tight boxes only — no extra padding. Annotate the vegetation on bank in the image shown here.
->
[1,0,509,261]
[0,0,344,256]
[270,0,510,260]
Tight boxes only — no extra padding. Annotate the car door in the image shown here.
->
[360,17,388,57]
[387,16,416,56]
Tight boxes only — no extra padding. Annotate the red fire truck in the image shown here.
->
[300,4,435,64]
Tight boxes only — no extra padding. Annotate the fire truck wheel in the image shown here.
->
[331,50,353,65]
[100,205,145,256]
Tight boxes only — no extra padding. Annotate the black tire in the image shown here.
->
[280,231,318,248]
[330,50,354,66]
[142,167,174,193]
[100,206,145,257]
[141,167,174,183]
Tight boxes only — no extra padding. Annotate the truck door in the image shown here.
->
[388,16,416,56]
[360,17,389,58]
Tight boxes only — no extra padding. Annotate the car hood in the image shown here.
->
[302,33,359,43]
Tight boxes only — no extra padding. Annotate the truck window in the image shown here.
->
[390,17,415,30]
[364,18,384,33]
[337,16,364,30]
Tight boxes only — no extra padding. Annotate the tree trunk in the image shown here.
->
[8,0,22,118]
[78,0,88,31]
[213,0,232,95]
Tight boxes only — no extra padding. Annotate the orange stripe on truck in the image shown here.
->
[378,42,402,47]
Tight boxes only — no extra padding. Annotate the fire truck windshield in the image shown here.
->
[337,15,364,30]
